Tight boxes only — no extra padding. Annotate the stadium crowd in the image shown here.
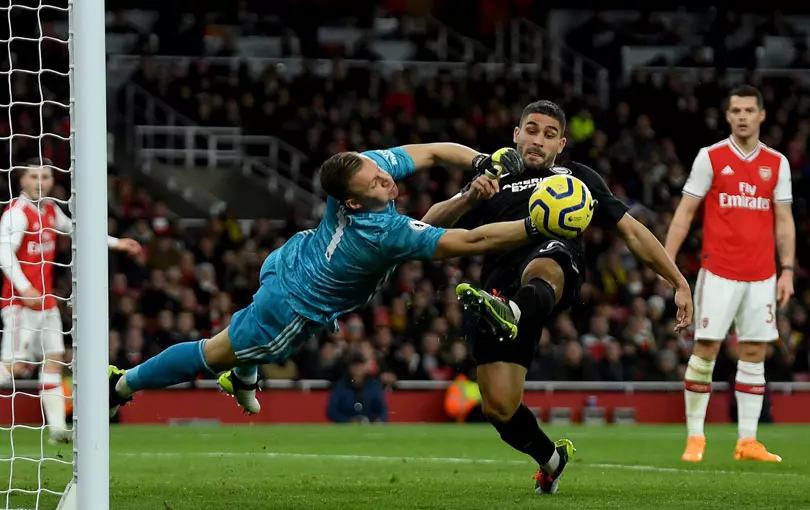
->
[112,51,810,386]
[3,6,810,388]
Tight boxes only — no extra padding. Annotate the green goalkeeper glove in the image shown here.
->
[472,147,524,180]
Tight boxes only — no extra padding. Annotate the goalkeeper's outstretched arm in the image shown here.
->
[431,219,534,260]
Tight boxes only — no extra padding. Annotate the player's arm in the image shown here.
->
[431,219,532,260]
[774,155,796,307]
[420,174,498,228]
[53,205,142,256]
[664,147,712,260]
[419,147,521,228]
[0,207,38,304]
[382,215,534,262]
[574,160,692,330]
[616,213,692,330]
[401,143,482,170]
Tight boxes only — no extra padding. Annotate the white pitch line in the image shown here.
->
[119,452,802,477]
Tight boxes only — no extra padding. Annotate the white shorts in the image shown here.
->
[1,306,65,363]
[694,269,778,342]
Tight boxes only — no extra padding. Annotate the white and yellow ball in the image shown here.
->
[528,174,595,239]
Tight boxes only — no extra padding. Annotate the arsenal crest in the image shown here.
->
[759,166,772,181]
[702,317,709,328]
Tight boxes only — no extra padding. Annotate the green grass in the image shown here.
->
[0,424,807,509]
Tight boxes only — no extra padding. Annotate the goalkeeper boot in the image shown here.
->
[681,436,706,462]
[734,438,782,462]
[456,283,520,340]
[534,439,576,495]
[218,370,261,415]
[108,365,132,418]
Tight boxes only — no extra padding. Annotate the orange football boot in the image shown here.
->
[681,436,706,462]
[734,438,782,462]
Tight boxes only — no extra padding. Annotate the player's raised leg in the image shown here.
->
[109,328,237,416]
[732,277,781,462]
[460,253,575,494]
[682,269,739,462]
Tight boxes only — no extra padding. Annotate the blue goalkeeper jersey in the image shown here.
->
[272,147,446,326]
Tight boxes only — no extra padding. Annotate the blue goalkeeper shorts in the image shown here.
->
[228,254,324,364]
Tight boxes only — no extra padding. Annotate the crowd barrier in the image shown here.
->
[2,380,810,424]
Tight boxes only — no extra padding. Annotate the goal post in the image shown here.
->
[70,0,110,507]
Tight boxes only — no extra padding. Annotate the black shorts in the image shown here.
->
[463,239,583,369]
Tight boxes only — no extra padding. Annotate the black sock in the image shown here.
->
[513,278,555,321]
[512,278,555,346]
[490,403,556,465]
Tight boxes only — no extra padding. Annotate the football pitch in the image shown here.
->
[1,424,808,509]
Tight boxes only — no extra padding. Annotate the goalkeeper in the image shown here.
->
[109,143,527,415]
[424,100,693,495]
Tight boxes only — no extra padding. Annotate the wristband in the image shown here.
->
[782,265,794,272]
[523,217,540,237]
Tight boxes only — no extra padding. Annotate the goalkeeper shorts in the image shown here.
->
[229,256,324,364]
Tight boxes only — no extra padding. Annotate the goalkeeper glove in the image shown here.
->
[472,147,524,180]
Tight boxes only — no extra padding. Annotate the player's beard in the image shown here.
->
[519,146,555,171]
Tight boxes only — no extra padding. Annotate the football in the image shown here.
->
[528,174,595,239]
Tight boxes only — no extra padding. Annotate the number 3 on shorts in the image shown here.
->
[765,304,774,324]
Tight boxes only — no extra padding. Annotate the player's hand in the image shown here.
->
[776,271,794,309]
[672,285,693,332]
[19,287,43,310]
[464,175,499,204]
[116,238,142,257]
[473,148,524,179]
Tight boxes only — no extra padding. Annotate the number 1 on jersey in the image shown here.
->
[325,208,348,262]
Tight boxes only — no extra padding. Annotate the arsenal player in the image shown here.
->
[665,86,795,463]
[0,158,141,443]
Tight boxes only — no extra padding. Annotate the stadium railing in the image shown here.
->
[495,18,610,108]
[9,379,808,393]
[630,65,810,86]
[121,84,322,208]
[107,55,550,86]
[134,125,323,213]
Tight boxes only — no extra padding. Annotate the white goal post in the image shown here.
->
[70,0,110,508]
[1,0,109,507]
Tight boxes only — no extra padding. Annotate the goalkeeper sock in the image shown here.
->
[39,370,66,433]
[491,403,556,467]
[118,339,212,397]
[234,365,258,385]
[684,354,715,437]
[735,360,765,439]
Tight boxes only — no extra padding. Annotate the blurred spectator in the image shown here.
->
[327,352,388,423]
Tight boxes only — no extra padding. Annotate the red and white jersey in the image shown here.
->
[682,136,793,282]
[0,195,71,309]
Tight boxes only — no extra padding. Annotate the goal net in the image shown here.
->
[0,0,109,508]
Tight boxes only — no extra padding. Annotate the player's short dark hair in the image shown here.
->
[319,152,364,202]
[520,100,567,132]
[22,157,54,169]
[727,85,764,109]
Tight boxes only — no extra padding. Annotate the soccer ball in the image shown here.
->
[528,174,595,240]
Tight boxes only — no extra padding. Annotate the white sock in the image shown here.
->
[39,371,66,434]
[735,360,765,440]
[684,354,715,438]
[116,374,134,398]
[508,300,522,323]
[542,449,560,473]
[0,364,11,385]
